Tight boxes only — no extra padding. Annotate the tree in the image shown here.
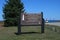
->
[3,0,24,27]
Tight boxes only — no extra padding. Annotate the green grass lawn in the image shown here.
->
[0,26,60,40]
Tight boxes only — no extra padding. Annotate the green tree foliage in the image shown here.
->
[3,0,24,27]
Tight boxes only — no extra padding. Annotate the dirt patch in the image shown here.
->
[0,24,4,30]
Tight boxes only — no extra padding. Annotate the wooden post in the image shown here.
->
[41,12,45,33]
[16,13,21,35]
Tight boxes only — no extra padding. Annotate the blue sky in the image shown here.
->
[0,0,60,21]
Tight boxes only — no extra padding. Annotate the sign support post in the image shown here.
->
[41,12,45,33]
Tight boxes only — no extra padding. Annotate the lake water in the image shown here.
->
[48,20,60,23]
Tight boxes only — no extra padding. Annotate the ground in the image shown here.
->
[46,22,60,26]
[0,25,60,40]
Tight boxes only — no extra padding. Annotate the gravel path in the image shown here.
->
[45,22,60,26]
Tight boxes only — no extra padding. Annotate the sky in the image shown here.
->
[0,0,60,21]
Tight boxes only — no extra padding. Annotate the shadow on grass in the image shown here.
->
[15,32,41,35]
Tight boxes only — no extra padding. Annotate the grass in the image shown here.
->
[0,25,60,40]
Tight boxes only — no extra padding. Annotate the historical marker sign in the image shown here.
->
[21,13,42,25]
[16,12,45,35]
